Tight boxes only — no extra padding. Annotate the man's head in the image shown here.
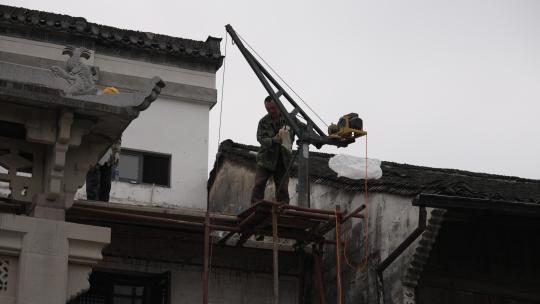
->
[264,96,280,119]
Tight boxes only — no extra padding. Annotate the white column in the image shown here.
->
[0,214,110,304]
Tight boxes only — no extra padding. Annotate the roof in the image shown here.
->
[211,140,540,204]
[0,4,223,70]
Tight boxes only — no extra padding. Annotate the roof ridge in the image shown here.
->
[219,139,540,183]
[214,139,540,203]
[0,4,223,69]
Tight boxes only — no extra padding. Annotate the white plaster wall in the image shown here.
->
[109,97,210,209]
[0,35,71,63]
[94,54,215,89]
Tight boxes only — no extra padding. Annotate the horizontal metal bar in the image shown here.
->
[279,204,342,216]
[342,204,366,223]
[282,209,336,221]
[71,206,204,227]
[273,201,363,219]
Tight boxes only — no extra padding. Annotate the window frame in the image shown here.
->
[69,269,171,304]
[118,148,172,188]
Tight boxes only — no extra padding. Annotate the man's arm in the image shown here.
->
[257,120,279,148]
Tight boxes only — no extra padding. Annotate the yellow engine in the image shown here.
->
[328,113,366,139]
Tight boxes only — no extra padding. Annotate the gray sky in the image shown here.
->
[5,0,540,179]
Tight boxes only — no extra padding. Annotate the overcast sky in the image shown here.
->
[5,0,540,179]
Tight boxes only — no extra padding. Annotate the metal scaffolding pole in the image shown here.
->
[335,205,343,304]
[272,205,280,304]
[313,244,327,304]
[203,213,210,304]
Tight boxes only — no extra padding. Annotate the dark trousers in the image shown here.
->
[86,164,112,202]
[251,157,290,204]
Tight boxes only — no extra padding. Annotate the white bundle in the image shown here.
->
[328,154,382,180]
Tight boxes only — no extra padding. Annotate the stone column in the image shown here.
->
[0,214,110,304]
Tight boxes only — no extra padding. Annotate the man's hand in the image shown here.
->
[272,134,282,144]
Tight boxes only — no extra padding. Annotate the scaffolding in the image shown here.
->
[0,198,365,303]
[205,200,366,304]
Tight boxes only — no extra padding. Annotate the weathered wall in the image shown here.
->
[315,191,420,304]
[209,159,423,304]
[0,34,217,210]
[209,159,298,213]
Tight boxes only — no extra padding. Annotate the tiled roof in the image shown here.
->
[0,5,223,70]
[211,140,540,204]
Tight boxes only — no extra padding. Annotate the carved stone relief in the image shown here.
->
[50,46,97,96]
[0,259,8,292]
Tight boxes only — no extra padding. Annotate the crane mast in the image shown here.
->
[225,24,363,207]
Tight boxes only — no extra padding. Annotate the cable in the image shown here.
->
[236,32,329,128]
[343,134,370,272]
[208,29,228,288]
[217,32,228,145]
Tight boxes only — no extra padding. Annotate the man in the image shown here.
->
[86,138,121,201]
[251,96,295,204]
[85,87,121,202]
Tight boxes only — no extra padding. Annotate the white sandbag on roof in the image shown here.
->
[328,154,382,180]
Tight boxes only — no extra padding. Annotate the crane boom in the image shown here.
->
[225,24,363,207]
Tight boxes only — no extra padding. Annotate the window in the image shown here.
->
[0,121,26,140]
[112,285,144,304]
[117,149,171,187]
[69,270,170,304]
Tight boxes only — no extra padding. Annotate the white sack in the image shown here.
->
[328,154,382,180]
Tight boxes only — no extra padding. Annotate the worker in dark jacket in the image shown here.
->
[251,96,295,204]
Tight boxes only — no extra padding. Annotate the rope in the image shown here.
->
[208,29,228,287]
[343,134,370,272]
[236,32,329,128]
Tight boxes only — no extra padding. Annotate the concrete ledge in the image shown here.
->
[99,71,217,106]
[0,51,217,107]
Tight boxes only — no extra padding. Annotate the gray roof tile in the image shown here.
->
[211,140,540,204]
[0,4,223,70]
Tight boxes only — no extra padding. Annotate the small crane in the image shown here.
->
[226,24,366,208]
